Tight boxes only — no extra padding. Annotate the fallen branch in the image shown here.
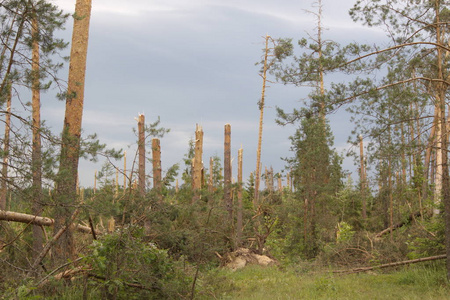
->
[333,254,446,274]
[0,210,100,235]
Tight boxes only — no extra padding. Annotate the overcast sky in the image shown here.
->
[43,0,386,188]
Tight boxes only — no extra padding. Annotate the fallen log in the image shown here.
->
[0,210,99,234]
[375,211,425,238]
[333,254,446,274]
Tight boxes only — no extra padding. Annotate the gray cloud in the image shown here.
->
[46,0,387,187]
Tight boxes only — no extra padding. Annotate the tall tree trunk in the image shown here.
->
[236,147,243,248]
[224,124,232,221]
[0,83,12,210]
[433,0,450,279]
[137,113,145,197]
[53,0,92,263]
[434,105,443,215]
[123,150,127,192]
[254,35,270,207]
[31,11,43,261]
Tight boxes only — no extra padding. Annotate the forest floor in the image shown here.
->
[199,261,450,299]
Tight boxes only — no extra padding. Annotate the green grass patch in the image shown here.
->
[201,262,450,300]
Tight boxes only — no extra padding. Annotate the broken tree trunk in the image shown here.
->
[137,113,146,197]
[192,124,203,192]
[375,211,426,238]
[224,124,232,221]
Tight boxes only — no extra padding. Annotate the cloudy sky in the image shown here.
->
[44,0,386,187]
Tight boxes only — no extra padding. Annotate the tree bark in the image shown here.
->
[53,0,92,263]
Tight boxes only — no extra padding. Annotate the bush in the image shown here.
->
[83,225,192,299]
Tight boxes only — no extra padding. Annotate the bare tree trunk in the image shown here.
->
[236,147,243,247]
[137,113,146,197]
[254,35,270,207]
[433,0,450,280]
[31,11,43,261]
[0,83,11,210]
[434,105,442,216]
[192,124,203,192]
[224,124,232,221]
[53,0,92,263]
[123,150,127,192]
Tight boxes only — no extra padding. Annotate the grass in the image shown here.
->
[199,261,450,300]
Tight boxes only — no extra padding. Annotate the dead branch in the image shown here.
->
[333,254,446,274]
[0,210,100,235]
[36,257,86,288]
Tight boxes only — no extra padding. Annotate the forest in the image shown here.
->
[0,0,450,299]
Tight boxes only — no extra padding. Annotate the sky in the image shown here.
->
[41,0,387,188]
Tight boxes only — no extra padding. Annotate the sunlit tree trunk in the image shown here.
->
[53,0,92,262]
[192,124,203,192]
[137,113,145,197]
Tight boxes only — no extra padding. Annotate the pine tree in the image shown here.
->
[53,0,92,263]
